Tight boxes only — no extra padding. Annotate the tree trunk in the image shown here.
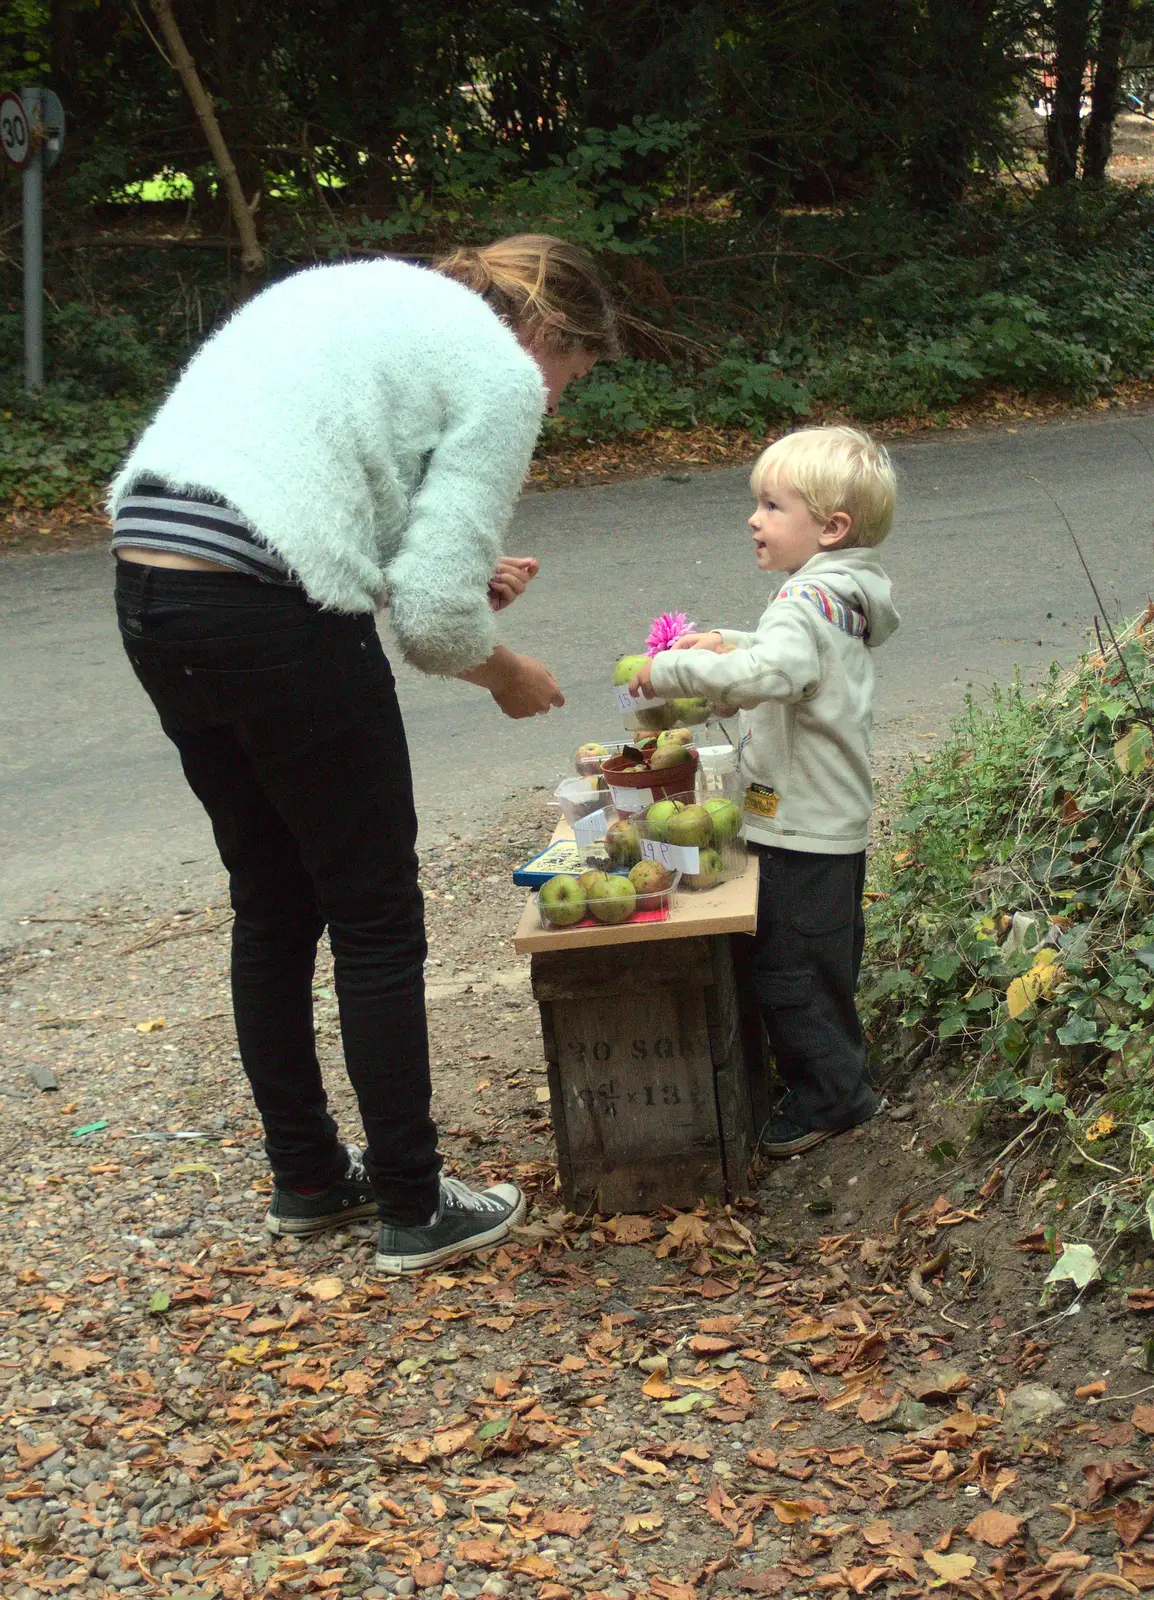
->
[145,0,265,299]
[1046,0,1093,184]
[1083,0,1132,180]
[906,0,995,211]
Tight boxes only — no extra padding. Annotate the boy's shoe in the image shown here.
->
[374,1176,526,1275]
[760,1098,885,1160]
[264,1144,379,1236]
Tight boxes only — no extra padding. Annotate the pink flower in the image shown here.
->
[646,611,697,656]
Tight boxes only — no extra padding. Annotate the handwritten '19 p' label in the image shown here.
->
[641,838,700,874]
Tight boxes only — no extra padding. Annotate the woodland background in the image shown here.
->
[3,0,1154,506]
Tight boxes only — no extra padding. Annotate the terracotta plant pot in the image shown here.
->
[600,749,700,808]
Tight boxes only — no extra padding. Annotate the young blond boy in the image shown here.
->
[630,426,899,1156]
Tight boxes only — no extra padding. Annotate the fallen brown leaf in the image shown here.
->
[454,1539,508,1567]
[1133,1404,1154,1436]
[734,1572,791,1594]
[305,1276,344,1301]
[1084,1459,1149,1506]
[540,1509,593,1538]
[51,1343,111,1374]
[965,1509,1025,1547]
[1114,1499,1154,1548]
[771,1498,825,1525]
[607,1215,654,1244]
[923,1549,976,1583]
[15,1437,60,1469]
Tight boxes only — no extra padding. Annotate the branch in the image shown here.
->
[662,248,864,280]
[142,0,265,294]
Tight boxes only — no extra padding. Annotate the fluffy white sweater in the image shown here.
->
[108,260,546,674]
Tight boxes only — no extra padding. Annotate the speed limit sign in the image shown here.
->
[0,91,31,168]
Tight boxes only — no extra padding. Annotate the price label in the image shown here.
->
[614,685,665,713]
[572,807,608,848]
[641,838,700,874]
[0,93,31,169]
[610,785,654,811]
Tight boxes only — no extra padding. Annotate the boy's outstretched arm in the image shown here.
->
[646,607,823,710]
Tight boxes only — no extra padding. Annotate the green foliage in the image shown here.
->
[863,616,1154,1222]
[0,389,146,507]
[319,117,698,256]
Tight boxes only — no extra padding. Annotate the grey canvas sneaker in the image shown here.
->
[264,1144,379,1236]
[374,1175,526,1274]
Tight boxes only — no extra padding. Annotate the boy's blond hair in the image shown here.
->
[750,426,896,548]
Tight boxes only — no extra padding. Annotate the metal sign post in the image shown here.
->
[1,87,65,391]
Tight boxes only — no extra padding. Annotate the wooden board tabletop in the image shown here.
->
[512,821,759,953]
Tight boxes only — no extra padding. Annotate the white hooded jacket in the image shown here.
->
[648,548,899,854]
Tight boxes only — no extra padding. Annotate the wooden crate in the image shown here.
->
[531,934,768,1214]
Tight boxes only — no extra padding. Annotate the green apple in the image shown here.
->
[606,819,642,867]
[684,848,724,890]
[656,727,693,749]
[645,799,683,842]
[671,697,710,726]
[538,875,586,927]
[704,796,743,845]
[630,859,673,896]
[578,869,610,897]
[587,874,638,924]
[649,742,692,771]
[665,804,714,849]
[613,654,652,688]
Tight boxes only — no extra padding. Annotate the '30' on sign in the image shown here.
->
[0,93,31,168]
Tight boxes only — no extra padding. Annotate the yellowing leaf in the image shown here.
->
[642,1371,676,1399]
[306,1276,344,1301]
[1007,947,1063,1018]
[662,1392,707,1414]
[1116,724,1154,775]
[620,1449,669,1476]
[654,1211,710,1259]
[52,1344,110,1374]
[622,1512,664,1539]
[135,1017,165,1032]
[771,1498,825,1525]
[923,1551,976,1586]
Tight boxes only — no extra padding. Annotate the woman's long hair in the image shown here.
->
[438,234,620,358]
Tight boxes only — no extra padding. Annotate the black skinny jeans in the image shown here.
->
[115,562,441,1225]
[748,844,879,1131]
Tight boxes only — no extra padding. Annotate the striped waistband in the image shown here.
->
[110,479,294,585]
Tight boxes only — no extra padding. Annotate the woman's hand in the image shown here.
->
[491,653,565,718]
[459,645,564,718]
[488,556,539,612]
[669,630,725,652]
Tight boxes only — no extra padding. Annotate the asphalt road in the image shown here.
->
[4,410,1154,932]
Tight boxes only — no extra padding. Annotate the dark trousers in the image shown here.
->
[748,844,878,1131]
[115,562,440,1225]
